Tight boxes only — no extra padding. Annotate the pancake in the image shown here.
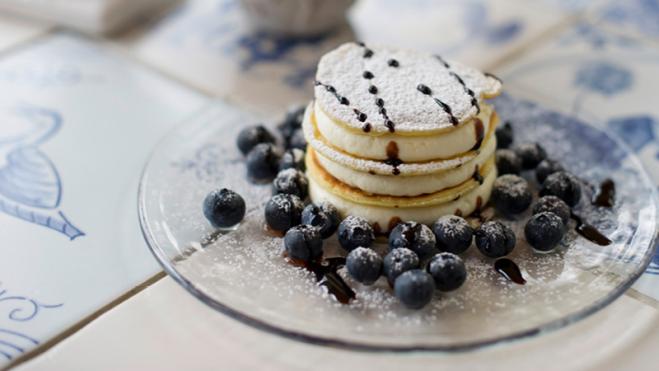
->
[314,100,494,162]
[314,42,502,135]
[308,162,496,232]
[313,147,496,197]
[303,103,498,177]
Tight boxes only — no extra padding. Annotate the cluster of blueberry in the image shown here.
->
[494,122,580,253]
[201,110,588,311]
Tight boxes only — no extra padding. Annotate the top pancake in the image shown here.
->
[314,42,502,135]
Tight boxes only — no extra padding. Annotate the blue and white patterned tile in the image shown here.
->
[122,0,355,115]
[0,32,206,367]
[350,0,568,67]
[122,0,568,115]
[494,22,659,301]
[591,0,659,41]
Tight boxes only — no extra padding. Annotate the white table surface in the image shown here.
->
[13,278,659,371]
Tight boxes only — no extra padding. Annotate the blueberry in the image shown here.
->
[389,221,436,259]
[535,159,564,183]
[202,188,246,228]
[279,148,306,172]
[284,224,323,262]
[272,168,308,199]
[301,202,340,239]
[337,215,375,251]
[524,212,566,252]
[475,221,516,258]
[383,248,419,285]
[237,125,275,155]
[540,171,581,207]
[495,149,522,175]
[278,106,305,143]
[246,143,282,181]
[432,215,473,254]
[394,270,435,309]
[495,121,514,149]
[533,195,571,225]
[346,247,383,285]
[491,175,532,215]
[288,128,307,150]
[514,142,547,169]
[264,194,304,233]
[427,252,467,291]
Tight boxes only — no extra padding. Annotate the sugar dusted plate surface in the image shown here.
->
[138,94,657,351]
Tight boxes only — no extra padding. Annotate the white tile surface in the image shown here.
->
[0,32,206,366]
[121,0,569,115]
[494,22,659,300]
[0,13,49,52]
[13,277,659,371]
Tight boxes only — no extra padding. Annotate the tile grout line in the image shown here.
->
[625,289,659,311]
[4,271,166,371]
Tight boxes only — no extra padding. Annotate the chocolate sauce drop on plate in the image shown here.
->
[592,178,615,207]
[570,213,612,246]
[287,256,356,304]
[494,258,526,285]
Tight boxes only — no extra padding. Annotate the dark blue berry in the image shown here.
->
[272,169,308,199]
[394,270,435,309]
[264,194,304,233]
[246,143,281,181]
[491,175,532,215]
[535,159,564,183]
[533,195,570,225]
[301,202,340,239]
[346,247,383,285]
[288,128,307,150]
[540,171,581,207]
[202,188,245,228]
[475,221,516,258]
[524,212,566,252]
[496,149,521,175]
[284,224,323,262]
[277,106,305,142]
[383,248,419,285]
[514,142,547,169]
[279,148,306,172]
[427,252,467,291]
[495,121,513,149]
[389,221,436,259]
[432,215,473,254]
[337,215,375,251]
[237,125,275,155]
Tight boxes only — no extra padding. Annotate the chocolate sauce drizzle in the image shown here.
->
[416,83,459,126]
[434,55,450,69]
[288,256,356,304]
[592,178,615,207]
[472,165,484,184]
[449,71,480,114]
[314,81,350,106]
[387,59,399,67]
[385,141,402,175]
[471,119,485,150]
[484,72,502,83]
[570,213,612,246]
[494,258,526,285]
[358,42,396,133]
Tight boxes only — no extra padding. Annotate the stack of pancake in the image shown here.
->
[303,43,502,233]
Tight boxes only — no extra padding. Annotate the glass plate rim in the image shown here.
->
[137,100,659,352]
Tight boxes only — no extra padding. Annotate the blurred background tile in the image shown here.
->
[0,32,206,366]
[0,13,50,52]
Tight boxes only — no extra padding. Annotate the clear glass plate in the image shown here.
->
[138,93,658,351]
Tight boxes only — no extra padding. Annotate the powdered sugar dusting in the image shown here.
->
[315,43,502,134]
